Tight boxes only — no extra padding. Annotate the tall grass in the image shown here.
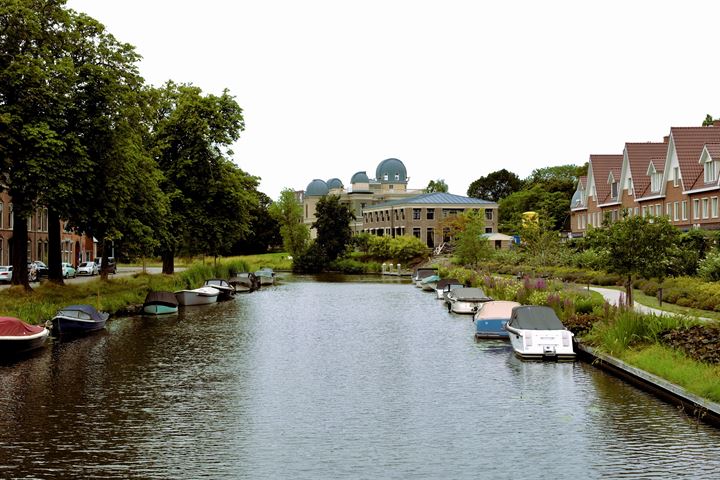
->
[0,258,252,325]
[586,310,695,355]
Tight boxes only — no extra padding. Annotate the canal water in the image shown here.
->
[1,275,719,479]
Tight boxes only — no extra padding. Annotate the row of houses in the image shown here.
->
[0,192,96,267]
[570,121,720,235]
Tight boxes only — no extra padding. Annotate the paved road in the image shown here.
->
[591,286,713,321]
[0,266,164,289]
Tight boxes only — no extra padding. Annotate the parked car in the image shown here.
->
[77,261,98,276]
[0,266,13,283]
[94,257,117,274]
[29,261,48,280]
[62,262,77,279]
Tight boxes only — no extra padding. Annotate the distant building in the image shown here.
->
[301,158,498,245]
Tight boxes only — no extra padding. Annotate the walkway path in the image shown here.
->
[590,286,713,321]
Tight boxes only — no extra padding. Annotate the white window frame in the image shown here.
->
[702,198,710,219]
[693,199,700,220]
[674,167,680,187]
[705,159,716,183]
[682,200,688,221]
[713,197,719,218]
[674,201,679,221]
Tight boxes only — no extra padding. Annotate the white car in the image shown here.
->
[62,262,77,278]
[77,261,98,276]
[0,265,12,283]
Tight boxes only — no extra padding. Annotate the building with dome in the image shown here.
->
[300,158,498,245]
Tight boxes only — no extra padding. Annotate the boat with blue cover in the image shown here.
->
[474,301,521,339]
[51,305,108,335]
[420,274,441,292]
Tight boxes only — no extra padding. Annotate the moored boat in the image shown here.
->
[229,272,260,293]
[203,279,236,300]
[420,274,440,292]
[413,267,438,287]
[143,291,179,315]
[255,268,275,286]
[446,287,492,314]
[474,300,521,339]
[436,278,462,300]
[0,317,49,356]
[174,287,221,306]
[504,305,576,361]
[51,305,108,335]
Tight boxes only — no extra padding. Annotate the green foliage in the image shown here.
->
[703,114,716,127]
[586,310,690,355]
[328,258,382,274]
[269,188,309,257]
[466,169,523,202]
[499,186,570,232]
[518,222,566,268]
[365,235,429,264]
[232,192,281,254]
[453,210,492,268]
[292,241,328,273]
[525,164,587,196]
[697,251,720,282]
[424,179,449,193]
[312,195,355,262]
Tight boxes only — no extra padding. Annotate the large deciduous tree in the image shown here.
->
[150,82,254,273]
[453,210,491,268]
[585,216,679,308]
[269,188,309,257]
[312,195,354,262]
[467,169,523,202]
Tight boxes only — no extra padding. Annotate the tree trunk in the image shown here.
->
[11,210,30,290]
[99,239,109,280]
[161,250,174,275]
[47,208,63,284]
[625,274,633,309]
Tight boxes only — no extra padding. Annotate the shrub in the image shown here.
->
[698,251,720,282]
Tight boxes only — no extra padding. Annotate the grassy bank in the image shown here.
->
[0,258,251,325]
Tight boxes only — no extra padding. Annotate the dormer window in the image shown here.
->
[383,174,388,181]
[627,177,633,195]
[647,162,663,193]
[704,157,717,183]
[611,181,618,199]
[394,173,400,180]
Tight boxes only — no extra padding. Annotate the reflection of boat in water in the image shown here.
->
[174,287,220,306]
[0,317,49,356]
[229,272,260,292]
[51,305,109,335]
[446,288,492,314]
[203,279,236,300]
[143,291,179,315]
[474,301,521,339]
[504,306,575,361]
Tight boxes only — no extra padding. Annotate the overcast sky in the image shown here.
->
[67,0,720,200]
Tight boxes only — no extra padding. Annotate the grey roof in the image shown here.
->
[351,171,370,183]
[366,192,496,209]
[376,158,407,183]
[305,179,329,196]
[327,178,343,189]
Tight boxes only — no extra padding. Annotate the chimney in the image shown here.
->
[714,120,720,127]
[663,136,669,143]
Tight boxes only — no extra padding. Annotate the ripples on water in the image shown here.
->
[1,275,719,479]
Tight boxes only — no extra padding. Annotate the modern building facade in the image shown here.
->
[301,158,498,244]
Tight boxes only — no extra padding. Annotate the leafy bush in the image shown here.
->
[292,242,328,273]
[661,325,720,364]
[697,251,720,282]
[327,258,381,274]
[365,235,429,264]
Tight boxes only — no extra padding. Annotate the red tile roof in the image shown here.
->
[670,127,720,191]
[624,142,668,200]
[589,154,623,204]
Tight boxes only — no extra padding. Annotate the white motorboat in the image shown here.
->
[504,305,575,361]
[203,279,236,300]
[446,287,492,314]
[436,278,462,300]
[174,287,221,306]
[412,267,438,287]
[255,268,275,286]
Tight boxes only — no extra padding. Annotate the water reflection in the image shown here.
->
[0,277,719,479]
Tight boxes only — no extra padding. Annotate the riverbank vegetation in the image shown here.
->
[0,259,251,325]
